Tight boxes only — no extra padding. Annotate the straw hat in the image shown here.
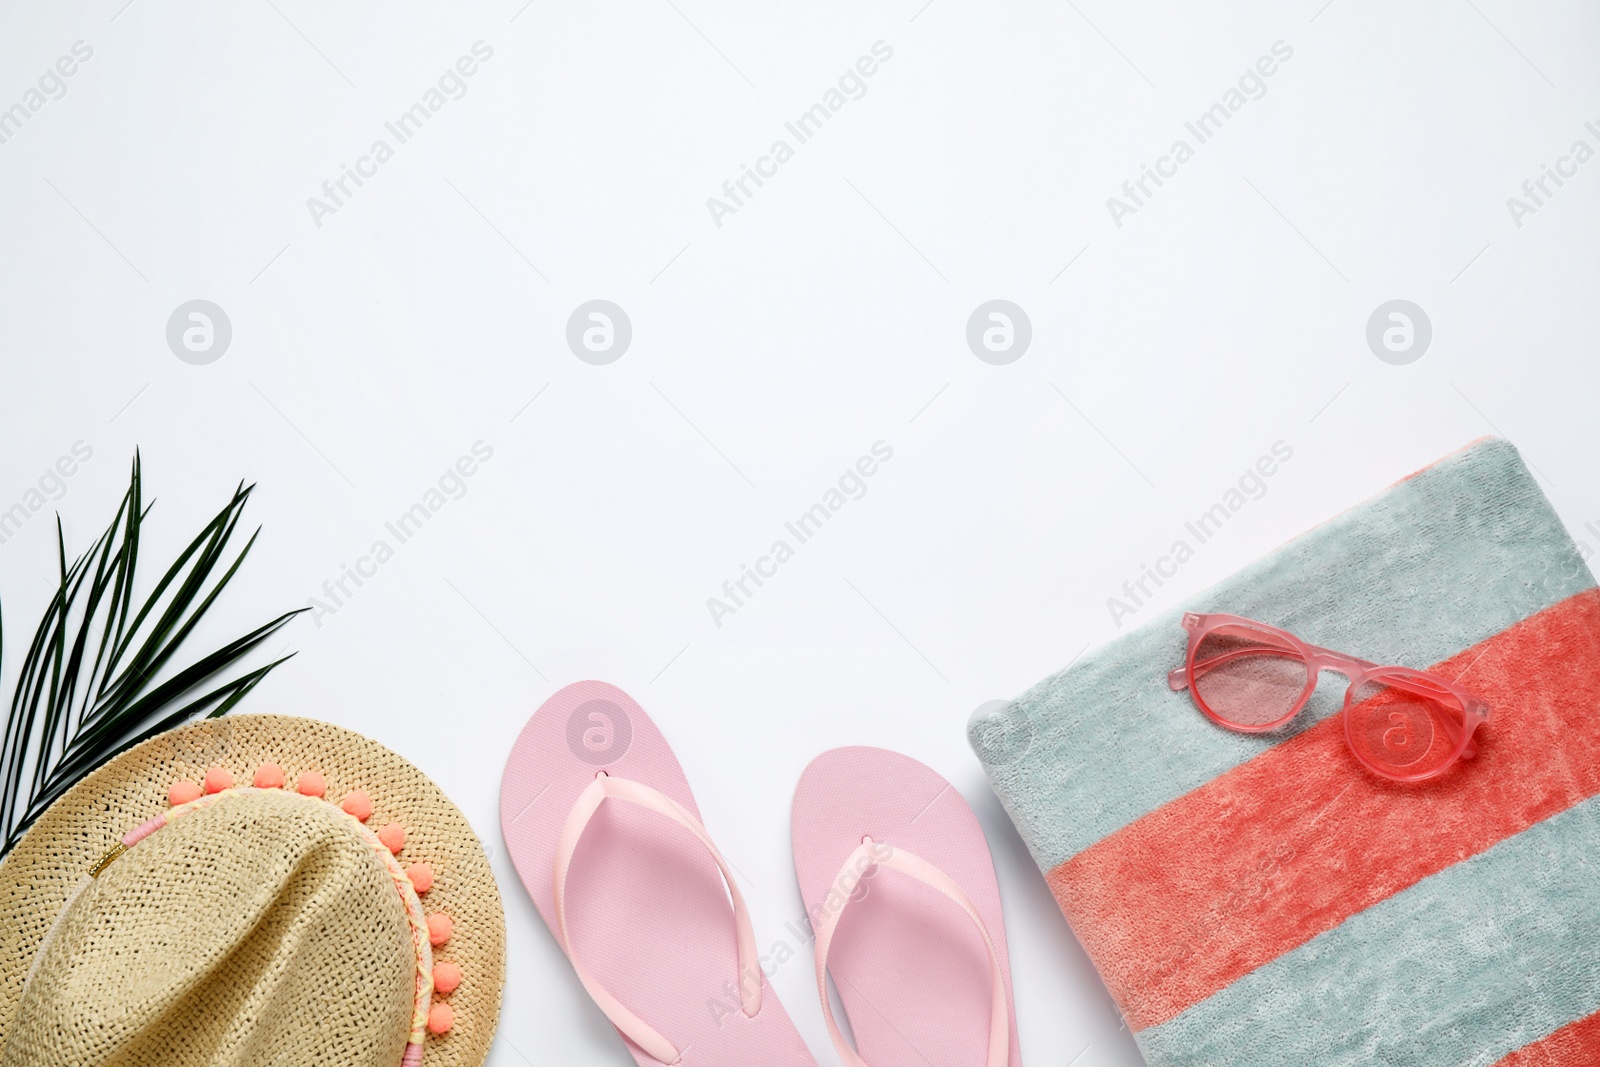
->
[0,714,504,1067]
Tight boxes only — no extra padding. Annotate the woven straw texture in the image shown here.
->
[5,789,416,1066]
[0,715,504,1067]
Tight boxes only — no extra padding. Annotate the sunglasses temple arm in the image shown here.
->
[1435,705,1479,760]
[1301,642,1380,674]
[1167,666,1189,691]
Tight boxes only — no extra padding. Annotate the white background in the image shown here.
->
[3,2,1598,1064]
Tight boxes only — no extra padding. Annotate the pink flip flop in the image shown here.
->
[792,746,1022,1067]
[500,680,817,1067]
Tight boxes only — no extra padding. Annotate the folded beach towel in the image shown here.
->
[970,437,1600,1066]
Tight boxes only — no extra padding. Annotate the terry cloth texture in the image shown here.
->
[969,437,1600,1066]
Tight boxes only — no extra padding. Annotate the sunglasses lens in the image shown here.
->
[1345,677,1466,779]
[1191,626,1309,728]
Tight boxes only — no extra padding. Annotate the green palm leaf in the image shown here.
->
[0,453,306,856]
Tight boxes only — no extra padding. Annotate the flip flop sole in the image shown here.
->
[792,746,1022,1067]
[501,680,815,1066]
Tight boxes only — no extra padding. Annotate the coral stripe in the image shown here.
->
[1493,1010,1600,1066]
[1135,794,1600,1066]
[1048,588,1600,1031]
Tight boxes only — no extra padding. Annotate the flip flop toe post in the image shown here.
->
[792,746,1022,1067]
[502,681,816,1066]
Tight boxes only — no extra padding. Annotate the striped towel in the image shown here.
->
[970,437,1600,1066]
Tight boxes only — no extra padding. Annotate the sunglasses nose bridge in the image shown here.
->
[1304,646,1372,684]
[1294,665,1355,711]
[1313,663,1359,684]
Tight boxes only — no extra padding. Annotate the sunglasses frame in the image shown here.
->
[1167,612,1492,782]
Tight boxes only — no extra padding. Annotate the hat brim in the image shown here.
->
[0,714,504,1067]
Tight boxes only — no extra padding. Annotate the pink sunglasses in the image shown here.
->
[1168,612,1491,782]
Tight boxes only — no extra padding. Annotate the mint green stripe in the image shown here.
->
[1137,796,1600,1067]
[970,438,1593,869]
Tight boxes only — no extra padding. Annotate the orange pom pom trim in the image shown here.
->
[144,758,459,1056]
[341,789,374,822]
[431,960,462,995]
[377,822,405,853]
[168,780,202,807]
[253,763,285,789]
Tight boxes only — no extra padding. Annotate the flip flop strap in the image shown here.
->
[812,840,1009,1067]
[552,773,762,1064]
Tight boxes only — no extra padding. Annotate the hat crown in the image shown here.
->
[4,789,415,1067]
